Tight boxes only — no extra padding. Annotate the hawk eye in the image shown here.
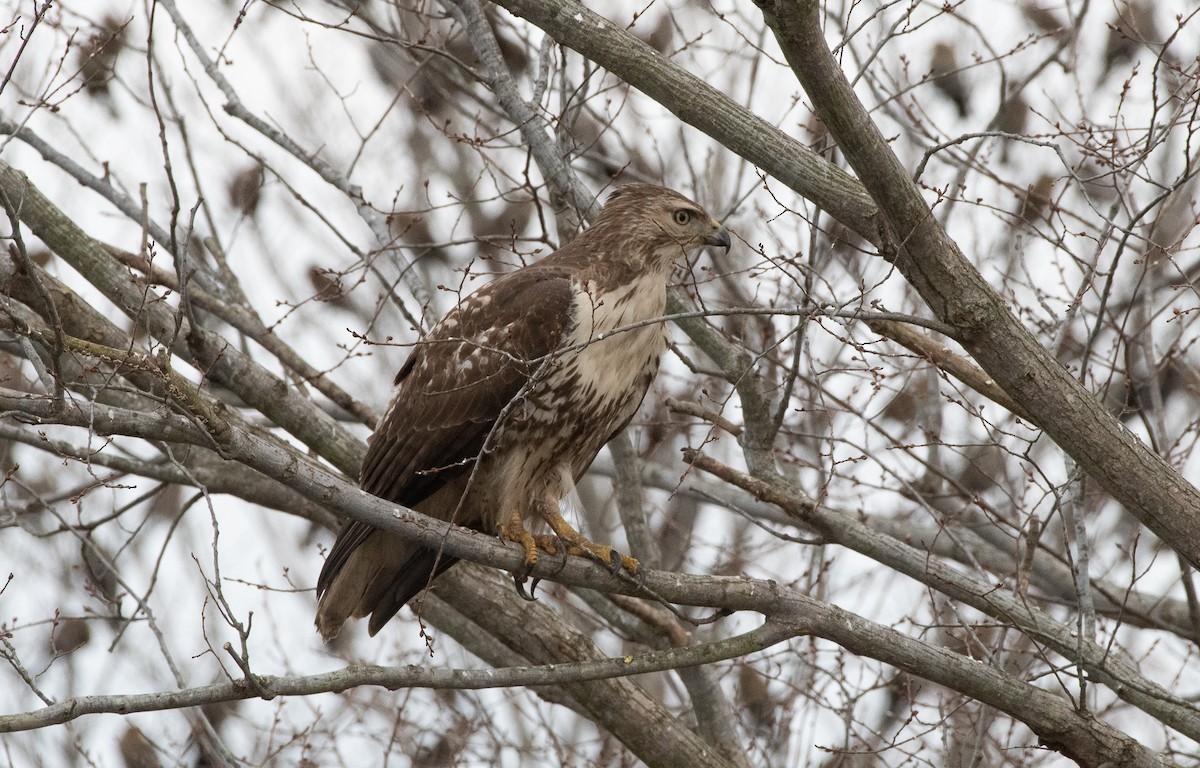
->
[673,209,693,225]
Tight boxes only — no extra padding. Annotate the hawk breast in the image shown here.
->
[501,271,669,481]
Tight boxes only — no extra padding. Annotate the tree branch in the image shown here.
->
[489,0,880,238]
[0,160,366,476]
[752,0,1200,570]
[0,611,788,736]
[681,449,1200,745]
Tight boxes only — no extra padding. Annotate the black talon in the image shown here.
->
[512,557,538,601]
[608,552,624,576]
[512,572,538,601]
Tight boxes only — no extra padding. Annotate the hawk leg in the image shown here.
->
[536,501,640,579]
[498,509,563,600]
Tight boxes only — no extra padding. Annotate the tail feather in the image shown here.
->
[365,550,460,636]
[314,528,461,641]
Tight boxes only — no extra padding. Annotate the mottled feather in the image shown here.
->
[315,184,729,640]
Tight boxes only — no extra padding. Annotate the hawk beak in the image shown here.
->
[703,224,732,253]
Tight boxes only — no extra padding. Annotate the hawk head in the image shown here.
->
[588,184,731,269]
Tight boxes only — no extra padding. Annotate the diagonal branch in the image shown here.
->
[753,0,1200,570]
[489,0,880,238]
[0,159,366,476]
[681,449,1200,744]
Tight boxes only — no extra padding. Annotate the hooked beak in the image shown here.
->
[703,224,732,253]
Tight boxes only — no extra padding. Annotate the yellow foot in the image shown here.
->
[537,505,640,580]
[563,539,640,578]
[499,518,538,571]
[499,521,569,600]
[532,534,562,556]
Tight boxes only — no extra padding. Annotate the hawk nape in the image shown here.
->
[315,184,730,641]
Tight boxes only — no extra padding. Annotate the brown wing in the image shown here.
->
[316,267,574,601]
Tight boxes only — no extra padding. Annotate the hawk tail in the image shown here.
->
[314,528,459,641]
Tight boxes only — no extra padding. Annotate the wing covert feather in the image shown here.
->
[360,269,574,505]
[317,268,573,598]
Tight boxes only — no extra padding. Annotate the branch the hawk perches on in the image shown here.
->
[315,184,730,641]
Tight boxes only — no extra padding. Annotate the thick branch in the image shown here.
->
[681,449,1200,745]
[489,0,879,237]
[0,160,365,476]
[754,0,1200,569]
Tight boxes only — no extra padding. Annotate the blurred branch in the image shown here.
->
[666,290,777,474]
[607,431,749,767]
[607,431,658,563]
[867,318,1033,421]
[153,0,433,324]
[446,0,597,233]
[666,396,743,437]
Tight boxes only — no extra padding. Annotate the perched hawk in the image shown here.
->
[315,184,730,640]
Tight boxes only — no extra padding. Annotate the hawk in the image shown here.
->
[315,184,730,640]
